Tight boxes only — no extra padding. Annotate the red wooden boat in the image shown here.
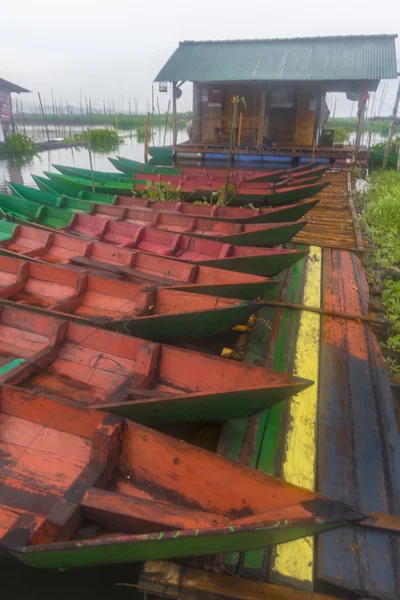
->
[131,169,325,187]
[0,253,261,339]
[114,196,320,224]
[0,254,261,340]
[133,180,329,207]
[0,304,312,424]
[0,221,307,279]
[0,385,363,569]
[0,223,280,300]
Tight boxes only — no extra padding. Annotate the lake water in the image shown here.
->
[0,126,385,196]
[0,125,187,193]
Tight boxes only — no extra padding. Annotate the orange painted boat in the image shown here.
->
[0,304,312,424]
[0,385,363,569]
[0,254,259,340]
[0,221,307,279]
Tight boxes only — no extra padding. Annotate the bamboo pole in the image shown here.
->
[87,128,95,193]
[144,112,150,163]
[37,92,50,141]
[237,111,243,146]
[382,77,400,169]
[223,97,240,203]
[163,100,170,147]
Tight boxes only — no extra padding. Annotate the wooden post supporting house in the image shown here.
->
[258,87,267,147]
[172,81,178,146]
[355,93,368,153]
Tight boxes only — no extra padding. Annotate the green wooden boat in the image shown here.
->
[0,193,74,228]
[53,164,132,183]
[148,145,174,159]
[35,174,118,204]
[7,181,92,213]
[40,172,137,195]
[369,150,398,169]
[111,156,181,175]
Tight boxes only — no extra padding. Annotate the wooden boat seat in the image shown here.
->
[102,221,143,247]
[132,229,182,256]
[3,225,52,256]
[41,234,92,264]
[93,204,126,221]
[68,214,108,239]
[124,208,159,228]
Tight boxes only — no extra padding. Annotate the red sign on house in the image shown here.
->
[0,88,13,123]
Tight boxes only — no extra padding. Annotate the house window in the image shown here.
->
[270,90,294,108]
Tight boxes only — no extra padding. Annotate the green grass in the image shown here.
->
[327,117,391,135]
[361,170,400,374]
[14,112,191,130]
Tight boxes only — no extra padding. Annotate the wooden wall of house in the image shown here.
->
[191,82,323,147]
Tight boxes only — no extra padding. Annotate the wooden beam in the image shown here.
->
[81,487,227,533]
[137,561,346,600]
[257,87,267,146]
[172,82,178,146]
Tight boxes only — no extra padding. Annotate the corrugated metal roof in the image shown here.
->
[155,35,398,82]
[0,78,30,93]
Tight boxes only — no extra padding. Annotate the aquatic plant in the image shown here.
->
[137,181,182,202]
[0,133,38,157]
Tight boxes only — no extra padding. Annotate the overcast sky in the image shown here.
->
[2,0,399,116]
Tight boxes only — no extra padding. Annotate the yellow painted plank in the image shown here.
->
[271,245,321,589]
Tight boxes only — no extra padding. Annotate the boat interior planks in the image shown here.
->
[0,304,313,426]
[0,385,363,569]
[317,248,400,600]
[0,253,260,341]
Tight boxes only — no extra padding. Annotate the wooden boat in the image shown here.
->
[369,149,398,169]
[34,174,118,204]
[0,193,305,249]
[44,172,329,207]
[148,145,174,159]
[110,155,181,174]
[0,385,363,569]
[8,182,128,221]
[0,255,260,340]
[113,156,327,183]
[0,222,282,299]
[133,179,329,207]
[33,176,320,224]
[0,304,312,423]
[55,163,327,186]
[52,164,130,182]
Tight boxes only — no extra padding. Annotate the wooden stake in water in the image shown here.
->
[144,112,150,164]
[37,92,50,141]
[87,129,95,192]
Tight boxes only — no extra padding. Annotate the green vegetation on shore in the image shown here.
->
[327,117,391,136]
[14,112,191,130]
[361,170,400,375]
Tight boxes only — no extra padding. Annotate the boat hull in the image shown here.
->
[9,521,345,570]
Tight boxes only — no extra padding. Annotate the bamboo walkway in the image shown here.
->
[293,168,372,252]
